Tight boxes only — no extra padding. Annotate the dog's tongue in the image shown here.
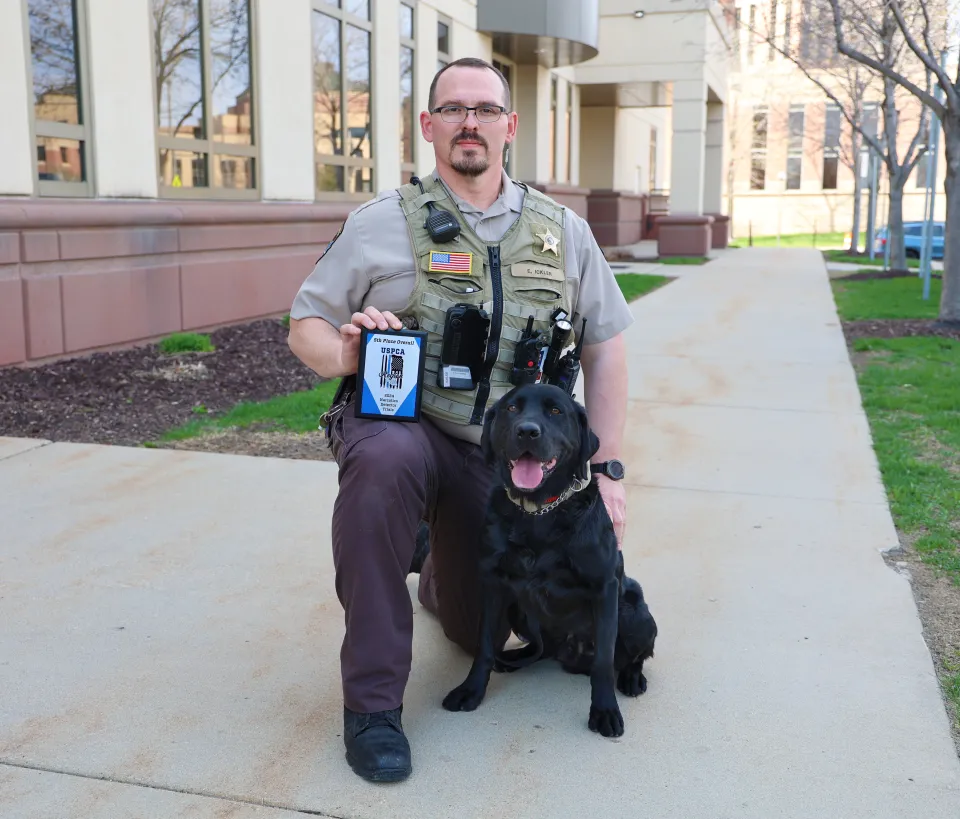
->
[512,454,544,490]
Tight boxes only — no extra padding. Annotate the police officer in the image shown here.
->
[288,57,634,783]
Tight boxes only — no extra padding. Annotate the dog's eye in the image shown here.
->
[550,407,562,415]
[507,404,518,413]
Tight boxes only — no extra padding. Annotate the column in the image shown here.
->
[569,83,581,186]
[414,3,438,178]
[513,64,551,184]
[704,101,724,214]
[0,0,35,195]
[372,0,401,191]
[578,106,616,190]
[87,0,157,197]
[257,0,315,201]
[669,78,707,214]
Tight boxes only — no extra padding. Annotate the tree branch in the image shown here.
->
[826,0,944,118]
[888,0,957,110]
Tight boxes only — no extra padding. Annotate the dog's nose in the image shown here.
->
[516,421,541,440]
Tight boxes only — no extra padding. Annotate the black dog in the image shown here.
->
[442,384,657,737]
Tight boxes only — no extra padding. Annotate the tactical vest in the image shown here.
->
[396,174,574,426]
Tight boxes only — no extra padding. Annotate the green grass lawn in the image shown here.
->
[158,379,342,442]
[824,249,921,268]
[832,275,942,320]
[657,256,708,266]
[733,231,861,249]
[833,273,960,728]
[615,273,672,301]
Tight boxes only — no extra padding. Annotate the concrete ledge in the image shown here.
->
[707,213,730,249]
[587,189,648,246]
[524,182,591,219]
[0,198,354,367]
[657,214,715,257]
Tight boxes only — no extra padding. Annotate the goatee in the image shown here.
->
[451,154,490,177]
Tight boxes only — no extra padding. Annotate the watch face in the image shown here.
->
[608,460,625,480]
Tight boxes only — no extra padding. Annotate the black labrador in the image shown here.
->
[442,384,657,737]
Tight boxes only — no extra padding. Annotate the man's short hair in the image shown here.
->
[427,57,512,113]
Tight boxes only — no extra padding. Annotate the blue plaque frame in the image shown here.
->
[355,327,428,422]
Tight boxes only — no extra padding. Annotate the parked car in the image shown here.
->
[874,221,945,259]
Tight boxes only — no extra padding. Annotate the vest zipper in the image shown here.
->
[472,245,503,424]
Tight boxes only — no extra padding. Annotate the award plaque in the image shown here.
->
[355,327,428,422]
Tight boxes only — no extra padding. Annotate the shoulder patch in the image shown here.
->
[317,220,345,263]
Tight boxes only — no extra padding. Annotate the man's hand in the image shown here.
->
[597,474,626,549]
[338,307,403,374]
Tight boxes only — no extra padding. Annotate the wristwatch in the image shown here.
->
[591,459,625,481]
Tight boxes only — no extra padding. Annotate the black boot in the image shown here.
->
[343,705,412,782]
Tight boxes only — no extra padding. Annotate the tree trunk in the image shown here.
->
[886,178,907,272]
[940,119,960,323]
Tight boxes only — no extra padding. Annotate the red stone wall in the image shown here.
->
[0,199,352,367]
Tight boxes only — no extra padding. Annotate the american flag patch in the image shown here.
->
[428,251,473,274]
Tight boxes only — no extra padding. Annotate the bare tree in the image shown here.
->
[743,1,931,269]
[823,0,958,322]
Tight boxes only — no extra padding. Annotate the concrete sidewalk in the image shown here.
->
[2,248,959,818]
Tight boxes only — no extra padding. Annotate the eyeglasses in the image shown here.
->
[430,105,507,123]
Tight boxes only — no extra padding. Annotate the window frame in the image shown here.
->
[151,0,260,201]
[786,104,804,190]
[437,14,451,70]
[750,106,768,191]
[822,103,841,190]
[311,0,375,202]
[23,0,95,197]
[492,54,515,176]
[400,1,416,183]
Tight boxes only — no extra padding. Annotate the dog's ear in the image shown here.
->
[576,403,601,481]
[480,405,498,465]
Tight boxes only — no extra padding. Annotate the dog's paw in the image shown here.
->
[588,703,624,737]
[617,665,648,697]
[442,683,486,712]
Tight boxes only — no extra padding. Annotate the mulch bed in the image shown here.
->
[2,312,958,452]
[842,319,960,343]
[0,318,323,448]
[838,269,941,282]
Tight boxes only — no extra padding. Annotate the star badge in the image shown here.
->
[536,229,560,255]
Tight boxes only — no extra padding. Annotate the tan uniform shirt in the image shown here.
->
[291,169,634,442]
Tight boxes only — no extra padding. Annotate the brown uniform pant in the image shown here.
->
[329,401,504,714]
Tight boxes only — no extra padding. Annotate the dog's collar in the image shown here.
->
[504,464,592,516]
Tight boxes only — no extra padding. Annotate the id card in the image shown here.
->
[356,328,427,422]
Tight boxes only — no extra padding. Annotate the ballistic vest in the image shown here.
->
[396,174,574,426]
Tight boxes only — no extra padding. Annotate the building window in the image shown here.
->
[800,0,834,67]
[750,107,768,190]
[27,0,92,195]
[783,0,793,57]
[747,5,756,63]
[768,0,777,61]
[312,0,373,196]
[822,104,840,189]
[649,127,657,191]
[916,145,930,189]
[859,102,878,181]
[400,2,415,183]
[492,56,515,175]
[154,0,256,196]
[437,17,450,70]
[786,105,804,190]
